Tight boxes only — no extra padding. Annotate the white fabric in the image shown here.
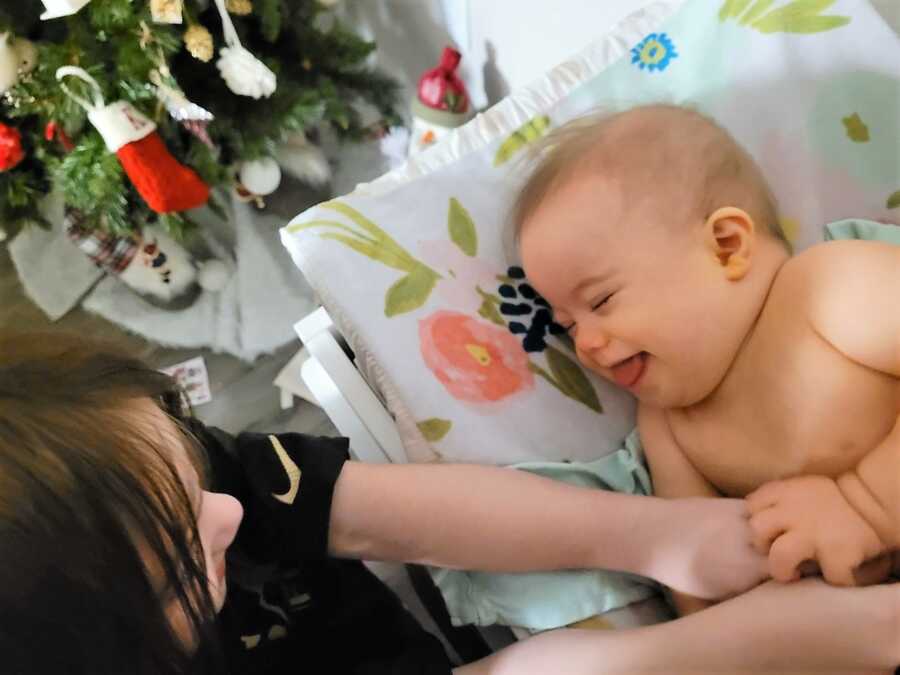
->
[82,195,315,360]
[10,192,316,361]
[7,191,102,321]
[118,226,197,301]
[88,101,156,152]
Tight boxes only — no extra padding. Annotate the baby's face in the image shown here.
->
[520,175,739,408]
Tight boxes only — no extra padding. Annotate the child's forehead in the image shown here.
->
[128,399,203,476]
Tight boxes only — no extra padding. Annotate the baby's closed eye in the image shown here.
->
[590,293,614,311]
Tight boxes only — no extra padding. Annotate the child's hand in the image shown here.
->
[647,498,769,599]
[747,476,888,586]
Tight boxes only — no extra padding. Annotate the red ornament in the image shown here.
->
[0,122,25,171]
[45,121,75,152]
[57,67,210,213]
[116,131,210,213]
[417,47,470,114]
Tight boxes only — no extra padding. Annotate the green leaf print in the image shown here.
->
[545,346,602,413]
[739,0,775,25]
[319,232,417,272]
[719,0,850,34]
[288,201,444,317]
[887,190,900,210]
[719,0,754,20]
[842,113,870,143]
[476,289,506,327]
[417,418,453,442]
[494,115,551,166]
[385,266,440,317]
[448,197,478,256]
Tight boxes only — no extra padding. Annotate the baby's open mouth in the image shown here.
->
[611,352,648,389]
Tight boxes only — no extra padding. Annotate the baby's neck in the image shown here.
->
[694,241,792,408]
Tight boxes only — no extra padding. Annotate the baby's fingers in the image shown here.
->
[819,551,862,587]
[768,533,813,583]
[748,507,789,554]
[745,481,786,514]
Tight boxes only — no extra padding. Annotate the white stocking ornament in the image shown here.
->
[212,0,276,99]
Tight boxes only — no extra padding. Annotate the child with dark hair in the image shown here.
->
[1,332,896,674]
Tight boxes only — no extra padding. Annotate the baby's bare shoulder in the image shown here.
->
[775,239,896,297]
[777,240,899,372]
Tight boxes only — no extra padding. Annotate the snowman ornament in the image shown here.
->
[0,33,38,94]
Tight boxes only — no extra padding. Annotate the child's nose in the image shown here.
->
[204,491,244,549]
[575,324,611,354]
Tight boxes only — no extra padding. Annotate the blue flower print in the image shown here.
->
[631,33,678,73]
[499,266,566,353]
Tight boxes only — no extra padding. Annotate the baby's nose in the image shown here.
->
[575,326,611,354]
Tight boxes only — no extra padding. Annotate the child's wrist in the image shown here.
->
[620,496,675,580]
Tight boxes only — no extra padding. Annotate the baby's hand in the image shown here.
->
[747,476,887,587]
[648,498,769,600]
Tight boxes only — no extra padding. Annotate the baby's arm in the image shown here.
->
[637,403,726,615]
[812,240,900,548]
[749,241,900,584]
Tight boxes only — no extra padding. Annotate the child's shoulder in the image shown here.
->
[776,239,899,372]
[776,238,896,296]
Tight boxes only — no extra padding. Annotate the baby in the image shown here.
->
[516,104,899,613]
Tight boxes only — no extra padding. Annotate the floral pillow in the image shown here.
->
[283,0,900,465]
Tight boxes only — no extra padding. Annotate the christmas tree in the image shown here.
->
[0,0,401,241]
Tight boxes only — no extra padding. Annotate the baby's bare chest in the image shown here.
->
[667,298,898,498]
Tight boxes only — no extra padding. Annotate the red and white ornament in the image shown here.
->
[56,66,209,213]
[409,47,472,156]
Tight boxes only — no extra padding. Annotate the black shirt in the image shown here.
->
[198,426,453,675]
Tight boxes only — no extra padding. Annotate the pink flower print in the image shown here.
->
[419,311,535,403]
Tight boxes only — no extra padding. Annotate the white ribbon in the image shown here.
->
[56,66,156,152]
[55,65,105,112]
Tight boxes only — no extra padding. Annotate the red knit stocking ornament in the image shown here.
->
[57,66,209,213]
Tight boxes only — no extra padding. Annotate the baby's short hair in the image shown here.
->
[510,104,788,248]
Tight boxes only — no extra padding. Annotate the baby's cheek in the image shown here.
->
[575,350,608,379]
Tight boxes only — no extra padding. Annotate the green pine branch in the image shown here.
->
[1,0,401,239]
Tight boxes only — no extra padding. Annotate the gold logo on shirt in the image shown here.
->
[269,435,301,505]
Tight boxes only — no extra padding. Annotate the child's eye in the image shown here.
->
[591,294,613,311]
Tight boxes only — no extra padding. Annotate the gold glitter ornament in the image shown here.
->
[184,24,214,62]
[150,0,183,24]
[225,0,252,15]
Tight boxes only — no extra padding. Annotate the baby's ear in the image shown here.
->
[704,207,755,280]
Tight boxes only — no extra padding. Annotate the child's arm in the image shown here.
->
[454,578,900,674]
[748,240,899,585]
[327,456,767,600]
[637,403,725,615]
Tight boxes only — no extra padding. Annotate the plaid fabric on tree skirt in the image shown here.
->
[64,209,139,274]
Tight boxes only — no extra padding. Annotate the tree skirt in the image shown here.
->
[9,191,316,362]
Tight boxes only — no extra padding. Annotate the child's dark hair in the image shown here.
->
[0,333,224,675]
